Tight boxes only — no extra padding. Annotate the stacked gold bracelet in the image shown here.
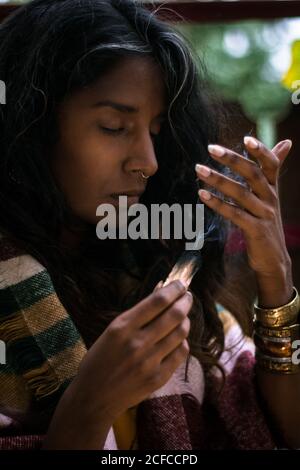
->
[253,287,300,374]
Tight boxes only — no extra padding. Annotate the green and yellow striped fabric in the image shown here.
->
[0,233,87,416]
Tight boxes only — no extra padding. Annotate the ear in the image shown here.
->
[272,140,293,166]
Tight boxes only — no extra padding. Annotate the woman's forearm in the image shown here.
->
[256,368,300,449]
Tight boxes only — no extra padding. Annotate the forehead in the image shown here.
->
[70,56,167,112]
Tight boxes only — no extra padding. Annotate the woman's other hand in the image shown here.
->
[43,279,192,449]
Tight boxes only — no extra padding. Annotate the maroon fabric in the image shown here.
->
[136,351,276,450]
[182,394,234,449]
[137,395,193,450]
[226,225,300,254]
[213,351,275,450]
[180,394,204,449]
[0,435,44,450]
[283,224,300,249]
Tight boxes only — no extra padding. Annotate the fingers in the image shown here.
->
[122,279,188,328]
[207,143,275,201]
[198,189,258,234]
[160,339,190,376]
[272,139,293,166]
[141,339,190,394]
[243,136,280,185]
[142,291,193,345]
[196,164,270,218]
[272,139,292,156]
[151,315,191,361]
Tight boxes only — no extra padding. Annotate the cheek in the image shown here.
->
[51,135,118,224]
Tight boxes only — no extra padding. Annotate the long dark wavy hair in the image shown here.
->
[0,0,249,375]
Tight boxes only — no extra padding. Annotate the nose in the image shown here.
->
[123,131,159,178]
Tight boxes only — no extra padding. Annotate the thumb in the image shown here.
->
[272,139,293,165]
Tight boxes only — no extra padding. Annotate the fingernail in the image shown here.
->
[195,164,211,178]
[244,136,259,149]
[208,144,225,157]
[281,139,293,151]
[199,189,212,201]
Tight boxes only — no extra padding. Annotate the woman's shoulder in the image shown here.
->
[0,231,49,293]
[0,230,85,348]
[0,231,87,410]
[0,231,59,323]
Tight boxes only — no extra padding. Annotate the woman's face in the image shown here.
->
[51,56,167,226]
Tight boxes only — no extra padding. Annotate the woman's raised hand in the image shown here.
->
[196,137,294,309]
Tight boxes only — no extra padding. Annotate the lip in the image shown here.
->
[109,193,142,205]
[110,190,145,198]
[126,196,140,204]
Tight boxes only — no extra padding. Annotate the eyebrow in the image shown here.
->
[92,100,166,118]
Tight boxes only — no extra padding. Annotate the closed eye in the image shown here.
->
[100,127,125,134]
[100,127,162,139]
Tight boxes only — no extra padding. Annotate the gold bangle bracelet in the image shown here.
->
[254,322,300,372]
[255,351,300,375]
[254,286,300,328]
[254,333,292,358]
[254,321,300,339]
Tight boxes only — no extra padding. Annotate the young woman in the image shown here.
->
[0,0,299,450]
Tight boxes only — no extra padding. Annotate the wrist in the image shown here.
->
[255,262,293,308]
[64,376,119,425]
[43,380,115,449]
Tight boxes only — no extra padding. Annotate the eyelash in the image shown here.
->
[100,127,160,140]
[100,127,125,135]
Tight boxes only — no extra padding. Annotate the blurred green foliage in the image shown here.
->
[178,21,293,146]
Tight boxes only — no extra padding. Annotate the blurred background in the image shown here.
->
[1,0,300,310]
